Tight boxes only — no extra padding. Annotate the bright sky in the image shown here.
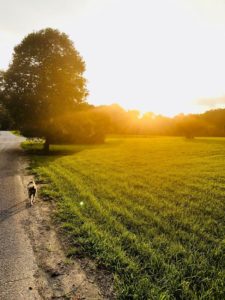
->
[1,0,225,116]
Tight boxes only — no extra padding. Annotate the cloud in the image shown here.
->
[196,96,225,106]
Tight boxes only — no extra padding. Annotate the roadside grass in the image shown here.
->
[22,136,225,299]
[11,130,21,136]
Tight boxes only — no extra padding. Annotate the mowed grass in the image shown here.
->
[23,137,225,299]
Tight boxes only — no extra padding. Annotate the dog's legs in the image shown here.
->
[30,195,34,206]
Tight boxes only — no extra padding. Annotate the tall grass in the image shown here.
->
[23,137,225,299]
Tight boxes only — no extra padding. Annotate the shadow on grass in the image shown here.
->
[22,142,100,156]
[22,137,124,157]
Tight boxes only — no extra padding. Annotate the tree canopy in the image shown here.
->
[3,28,88,151]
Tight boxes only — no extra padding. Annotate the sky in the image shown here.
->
[1,0,225,116]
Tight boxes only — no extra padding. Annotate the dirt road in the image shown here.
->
[0,131,40,299]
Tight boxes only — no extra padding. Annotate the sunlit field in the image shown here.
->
[23,137,225,299]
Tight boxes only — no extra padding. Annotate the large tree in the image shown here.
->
[3,28,88,152]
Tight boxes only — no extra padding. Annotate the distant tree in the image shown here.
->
[3,28,88,152]
[202,109,225,136]
[174,114,207,138]
[96,104,135,133]
[0,104,14,130]
[52,108,109,144]
[0,71,13,129]
[0,70,5,102]
[0,70,4,90]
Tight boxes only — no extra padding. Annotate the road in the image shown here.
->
[0,131,41,299]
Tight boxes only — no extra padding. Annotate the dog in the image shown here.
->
[27,180,37,206]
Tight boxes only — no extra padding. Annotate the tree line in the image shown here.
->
[94,104,225,138]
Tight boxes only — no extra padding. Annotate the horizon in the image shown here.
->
[95,102,225,119]
[1,0,225,116]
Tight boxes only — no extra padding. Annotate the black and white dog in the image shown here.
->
[27,180,37,206]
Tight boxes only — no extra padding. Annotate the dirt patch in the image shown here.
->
[21,175,115,300]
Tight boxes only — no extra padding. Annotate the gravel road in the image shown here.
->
[0,131,41,300]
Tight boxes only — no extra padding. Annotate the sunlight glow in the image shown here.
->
[1,0,225,116]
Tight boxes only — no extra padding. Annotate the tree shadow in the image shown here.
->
[22,138,124,161]
[23,144,98,156]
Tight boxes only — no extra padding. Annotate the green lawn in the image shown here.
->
[23,137,225,299]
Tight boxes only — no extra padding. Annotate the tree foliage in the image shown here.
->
[0,104,14,130]
[3,28,88,151]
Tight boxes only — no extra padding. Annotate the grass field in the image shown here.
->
[23,136,225,299]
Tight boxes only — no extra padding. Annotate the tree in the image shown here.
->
[0,71,13,129]
[51,108,109,144]
[0,104,14,130]
[3,28,88,152]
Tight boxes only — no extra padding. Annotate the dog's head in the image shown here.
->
[28,180,36,187]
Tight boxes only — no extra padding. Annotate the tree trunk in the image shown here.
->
[43,137,50,154]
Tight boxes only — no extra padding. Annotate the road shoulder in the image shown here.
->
[21,171,115,300]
